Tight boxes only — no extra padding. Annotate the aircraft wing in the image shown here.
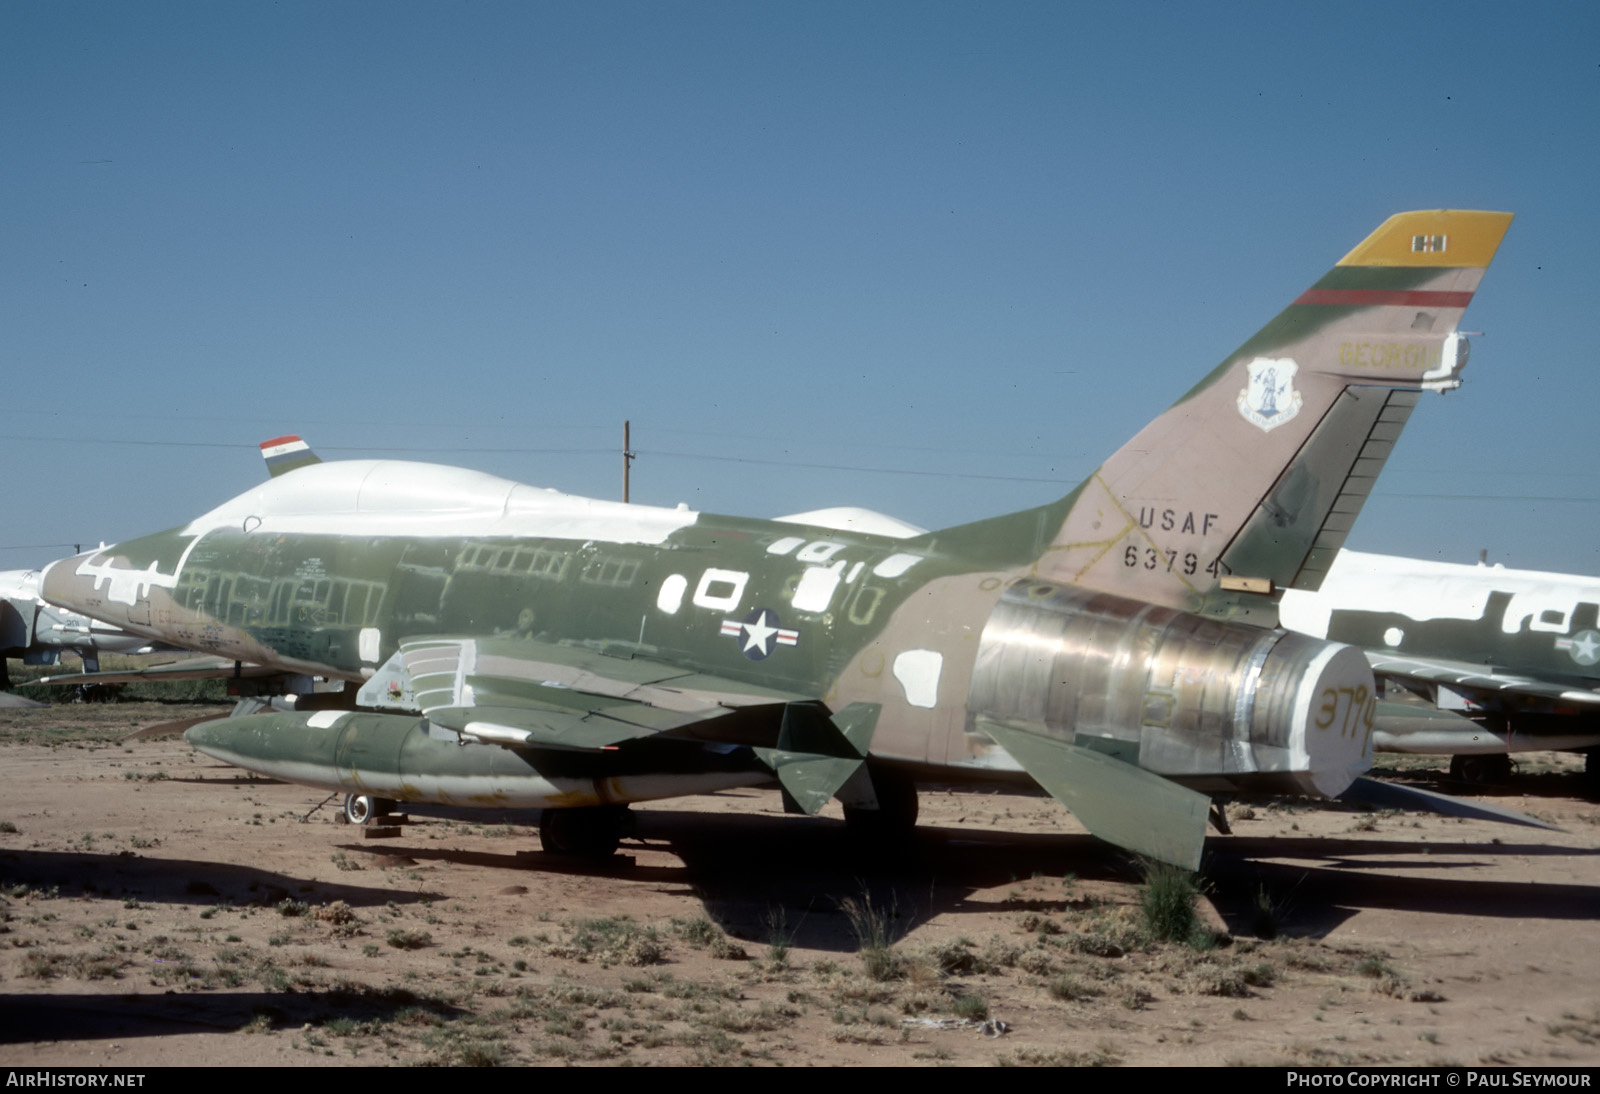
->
[379,636,876,813]
[33,657,290,687]
[388,636,805,749]
[1366,651,1600,708]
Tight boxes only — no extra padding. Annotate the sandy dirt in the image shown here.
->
[0,700,1595,1068]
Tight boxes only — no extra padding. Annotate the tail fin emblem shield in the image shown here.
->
[1237,357,1303,432]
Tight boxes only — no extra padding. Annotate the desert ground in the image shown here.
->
[0,698,1595,1068]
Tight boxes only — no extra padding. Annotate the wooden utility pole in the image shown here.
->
[623,420,634,503]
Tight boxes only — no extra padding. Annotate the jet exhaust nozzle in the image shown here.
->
[968,581,1375,797]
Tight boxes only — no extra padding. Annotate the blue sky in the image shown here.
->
[4,1,1596,574]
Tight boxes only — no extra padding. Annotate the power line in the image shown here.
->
[1,434,1594,501]
[639,448,1073,485]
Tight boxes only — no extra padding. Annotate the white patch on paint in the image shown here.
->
[1280,549,1600,639]
[359,628,381,663]
[766,536,806,556]
[892,649,943,709]
[872,553,922,579]
[773,507,928,539]
[74,555,179,606]
[1383,627,1404,647]
[72,533,207,607]
[1528,606,1570,634]
[306,710,346,729]
[792,562,845,613]
[176,460,700,546]
[693,568,748,611]
[656,573,688,614]
[845,561,863,584]
[403,637,479,710]
[796,541,847,563]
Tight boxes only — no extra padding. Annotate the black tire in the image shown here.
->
[1449,754,1512,785]
[842,765,919,841]
[539,805,627,857]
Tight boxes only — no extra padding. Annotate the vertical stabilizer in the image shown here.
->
[1036,210,1512,611]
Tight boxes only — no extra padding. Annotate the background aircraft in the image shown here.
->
[37,211,1522,868]
[1281,549,1600,789]
[0,566,163,692]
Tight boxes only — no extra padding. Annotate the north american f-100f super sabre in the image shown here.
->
[41,211,1523,867]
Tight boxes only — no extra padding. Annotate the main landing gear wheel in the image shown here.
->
[842,766,919,842]
[343,793,395,826]
[1449,754,1513,786]
[539,805,629,858]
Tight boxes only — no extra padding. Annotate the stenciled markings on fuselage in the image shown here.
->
[1123,508,1225,579]
[162,521,943,693]
[1315,682,1377,753]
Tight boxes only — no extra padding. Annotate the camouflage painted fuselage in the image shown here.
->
[40,450,1376,798]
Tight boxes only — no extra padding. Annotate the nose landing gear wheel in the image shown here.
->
[343,794,396,826]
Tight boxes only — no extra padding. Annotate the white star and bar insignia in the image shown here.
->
[720,608,799,661]
[1555,629,1600,667]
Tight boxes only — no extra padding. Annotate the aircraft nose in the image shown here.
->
[39,553,93,614]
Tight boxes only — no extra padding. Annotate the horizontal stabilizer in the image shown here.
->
[1338,776,1560,831]
[977,717,1211,870]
